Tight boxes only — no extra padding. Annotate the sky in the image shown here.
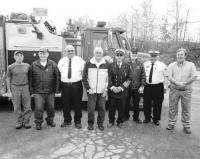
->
[1,0,200,39]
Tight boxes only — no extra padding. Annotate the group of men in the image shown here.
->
[6,44,197,134]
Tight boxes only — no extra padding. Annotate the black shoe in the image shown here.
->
[107,122,114,128]
[60,122,72,128]
[183,127,191,134]
[98,124,104,131]
[36,124,42,130]
[117,123,125,129]
[16,123,23,129]
[87,124,94,131]
[143,119,151,123]
[75,123,82,129]
[47,121,56,127]
[153,121,160,126]
[133,118,142,124]
[24,123,31,129]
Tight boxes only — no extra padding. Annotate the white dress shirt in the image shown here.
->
[144,60,168,84]
[58,56,85,82]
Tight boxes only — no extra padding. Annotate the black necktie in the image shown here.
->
[149,63,154,83]
[68,58,71,79]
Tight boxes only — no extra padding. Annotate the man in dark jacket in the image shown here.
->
[129,52,146,124]
[29,48,60,130]
[107,49,131,128]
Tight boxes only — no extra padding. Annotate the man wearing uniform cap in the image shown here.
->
[107,49,131,128]
[6,50,32,129]
[29,47,60,130]
[143,50,168,126]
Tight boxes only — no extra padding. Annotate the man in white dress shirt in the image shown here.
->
[58,45,85,129]
[143,50,168,126]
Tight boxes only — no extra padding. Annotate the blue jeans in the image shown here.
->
[11,84,32,125]
[34,93,55,125]
[87,93,106,125]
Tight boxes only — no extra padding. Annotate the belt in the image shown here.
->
[62,81,82,86]
[146,83,163,86]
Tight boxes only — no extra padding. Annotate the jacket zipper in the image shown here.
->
[96,67,99,93]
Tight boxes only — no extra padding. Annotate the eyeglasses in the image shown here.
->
[67,50,74,52]
[116,54,123,57]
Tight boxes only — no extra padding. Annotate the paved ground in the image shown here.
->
[0,82,200,159]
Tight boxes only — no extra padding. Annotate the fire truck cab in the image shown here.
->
[0,15,132,99]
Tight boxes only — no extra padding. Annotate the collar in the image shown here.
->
[90,57,106,65]
[177,61,186,67]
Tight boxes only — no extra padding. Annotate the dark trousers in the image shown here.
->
[34,93,55,125]
[109,96,126,124]
[124,88,131,120]
[131,89,141,119]
[87,93,106,125]
[144,83,164,121]
[61,81,83,123]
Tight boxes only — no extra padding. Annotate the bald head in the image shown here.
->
[65,45,75,58]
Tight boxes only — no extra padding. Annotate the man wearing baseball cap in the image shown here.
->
[6,50,32,129]
[29,47,60,130]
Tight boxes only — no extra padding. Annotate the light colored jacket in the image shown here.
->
[83,57,109,94]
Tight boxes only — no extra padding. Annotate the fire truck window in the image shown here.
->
[112,34,120,49]
[92,33,108,51]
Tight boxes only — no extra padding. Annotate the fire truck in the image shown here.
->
[0,14,133,99]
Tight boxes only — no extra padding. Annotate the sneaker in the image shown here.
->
[183,127,191,134]
[87,124,94,131]
[133,118,142,124]
[16,123,23,129]
[143,119,151,124]
[47,121,56,127]
[98,124,104,131]
[153,120,160,126]
[107,122,114,128]
[60,122,72,128]
[36,124,42,130]
[166,124,174,130]
[75,123,82,129]
[24,123,31,129]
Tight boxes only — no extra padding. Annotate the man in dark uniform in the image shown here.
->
[129,52,146,124]
[107,49,131,128]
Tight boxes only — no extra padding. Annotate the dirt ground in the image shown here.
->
[0,81,200,159]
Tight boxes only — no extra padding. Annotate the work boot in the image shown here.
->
[36,124,42,130]
[60,122,72,128]
[75,122,82,129]
[16,123,23,129]
[117,123,126,129]
[166,124,174,130]
[133,118,142,124]
[87,124,94,131]
[153,120,160,126]
[143,119,151,124]
[98,124,104,131]
[107,122,114,128]
[47,121,56,127]
[183,127,191,134]
[24,123,31,129]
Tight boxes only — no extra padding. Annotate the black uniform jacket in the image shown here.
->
[108,62,131,98]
